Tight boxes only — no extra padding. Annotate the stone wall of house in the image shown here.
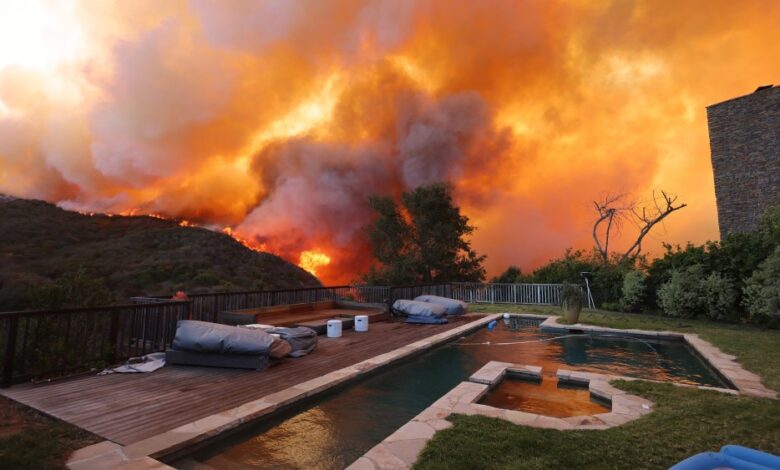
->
[707,85,780,237]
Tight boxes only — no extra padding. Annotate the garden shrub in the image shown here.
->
[600,301,622,312]
[657,265,706,318]
[700,272,740,322]
[743,247,780,328]
[620,270,648,312]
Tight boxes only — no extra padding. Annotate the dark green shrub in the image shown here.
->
[600,301,622,312]
[526,249,630,307]
[700,272,740,322]
[743,247,780,327]
[657,265,707,318]
[620,270,648,312]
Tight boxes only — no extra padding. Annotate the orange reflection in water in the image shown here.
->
[480,376,609,418]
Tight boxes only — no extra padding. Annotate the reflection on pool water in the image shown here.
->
[479,376,610,418]
[175,319,726,470]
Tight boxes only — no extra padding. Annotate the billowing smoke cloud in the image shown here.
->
[2,0,780,283]
[238,87,504,277]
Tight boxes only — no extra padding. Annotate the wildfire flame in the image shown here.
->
[221,227,267,253]
[298,250,332,277]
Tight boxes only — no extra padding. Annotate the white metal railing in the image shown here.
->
[448,282,579,306]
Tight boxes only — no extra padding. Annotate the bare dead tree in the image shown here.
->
[592,190,687,263]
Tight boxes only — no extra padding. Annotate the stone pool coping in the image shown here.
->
[348,362,656,470]
[539,315,776,399]
[66,314,502,470]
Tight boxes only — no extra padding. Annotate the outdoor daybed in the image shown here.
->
[220,300,388,334]
[165,320,292,370]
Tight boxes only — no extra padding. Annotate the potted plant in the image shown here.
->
[560,282,583,324]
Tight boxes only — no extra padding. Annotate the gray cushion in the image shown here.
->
[414,295,468,315]
[171,320,279,355]
[392,299,447,317]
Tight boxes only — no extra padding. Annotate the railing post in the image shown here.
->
[109,310,119,365]
[387,287,395,317]
[2,316,18,388]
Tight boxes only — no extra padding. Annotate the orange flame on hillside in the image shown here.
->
[221,227,267,253]
[299,250,332,277]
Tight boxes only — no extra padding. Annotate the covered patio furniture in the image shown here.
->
[166,320,292,370]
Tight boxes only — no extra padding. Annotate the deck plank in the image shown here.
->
[1,317,474,445]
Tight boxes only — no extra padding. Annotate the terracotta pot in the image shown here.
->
[564,303,581,324]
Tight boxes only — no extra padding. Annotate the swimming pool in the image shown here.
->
[173,318,727,469]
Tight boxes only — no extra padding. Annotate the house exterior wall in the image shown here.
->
[707,86,780,237]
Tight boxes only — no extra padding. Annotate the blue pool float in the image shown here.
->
[670,445,780,470]
[487,320,497,331]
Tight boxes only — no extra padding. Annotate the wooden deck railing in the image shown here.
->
[0,301,191,387]
[0,282,574,387]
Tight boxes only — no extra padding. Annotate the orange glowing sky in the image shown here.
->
[1,0,779,283]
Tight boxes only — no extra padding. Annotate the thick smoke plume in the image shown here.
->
[1,0,780,283]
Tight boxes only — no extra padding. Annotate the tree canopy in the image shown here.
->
[362,183,486,285]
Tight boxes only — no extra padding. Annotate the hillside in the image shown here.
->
[0,197,320,311]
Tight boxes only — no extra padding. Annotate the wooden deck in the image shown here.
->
[1,317,474,445]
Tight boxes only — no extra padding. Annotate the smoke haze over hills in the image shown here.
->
[1,0,780,283]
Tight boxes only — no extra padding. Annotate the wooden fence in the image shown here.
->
[0,282,572,387]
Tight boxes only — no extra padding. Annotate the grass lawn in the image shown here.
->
[416,305,780,469]
[416,381,780,470]
[0,396,99,469]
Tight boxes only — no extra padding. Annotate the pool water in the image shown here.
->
[479,376,610,418]
[174,319,727,470]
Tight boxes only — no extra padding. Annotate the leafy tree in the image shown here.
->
[491,266,525,283]
[529,249,595,284]
[25,268,113,310]
[526,249,633,307]
[362,183,486,284]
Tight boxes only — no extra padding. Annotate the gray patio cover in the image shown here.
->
[266,327,318,357]
[392,299,447,317]
[414,295,468,315]
[171,320,286,356]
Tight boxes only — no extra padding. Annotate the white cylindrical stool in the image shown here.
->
[355,315,369,332]
[327,319,343,338]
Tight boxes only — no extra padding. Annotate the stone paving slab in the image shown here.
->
[67,441,174,470]
[67,314,501,469]
[350,363,656,470]
[469,361,542,385]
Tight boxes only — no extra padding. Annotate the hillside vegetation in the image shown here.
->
[0,197,320,311]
